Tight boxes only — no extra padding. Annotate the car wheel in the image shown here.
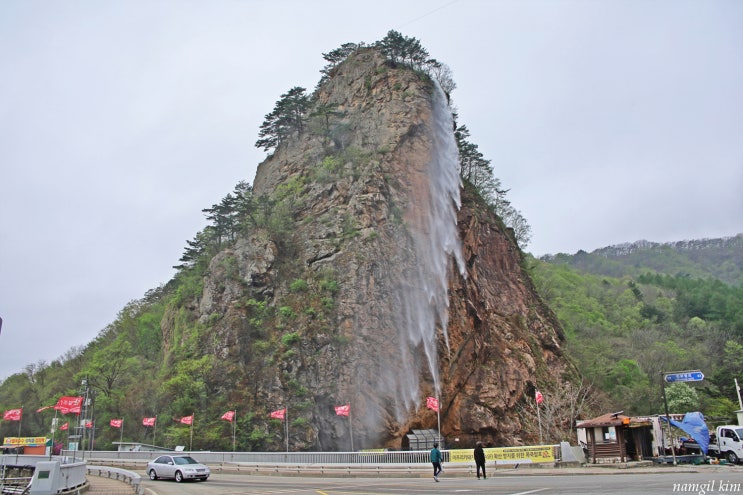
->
[148,469,158,481]
[726,451,739,464]
[174,470,184,483]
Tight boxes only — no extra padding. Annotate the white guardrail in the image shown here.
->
[66,445,564,465]
[86,465,143,494]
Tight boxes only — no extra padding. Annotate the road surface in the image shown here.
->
[140,470,743,495]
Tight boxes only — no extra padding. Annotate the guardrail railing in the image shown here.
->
[70,446,562,465]
[86,466,142,495]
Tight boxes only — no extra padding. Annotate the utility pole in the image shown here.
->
[661,376,677,465]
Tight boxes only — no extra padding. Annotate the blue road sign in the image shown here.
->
[664,371,704,383]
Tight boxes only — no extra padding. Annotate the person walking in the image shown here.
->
[474,441,486,479]
[430,442,443,481]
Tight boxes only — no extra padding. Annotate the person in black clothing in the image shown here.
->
[474,441,486,479]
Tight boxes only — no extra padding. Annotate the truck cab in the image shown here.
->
[710,425,743,464]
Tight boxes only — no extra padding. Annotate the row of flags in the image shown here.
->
[1,396,86,422]
[1,406,343,430]
[4,394,542,429]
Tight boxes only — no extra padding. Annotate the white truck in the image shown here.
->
[708,425,743,463]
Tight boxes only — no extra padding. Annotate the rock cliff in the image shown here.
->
[175,48,574,450]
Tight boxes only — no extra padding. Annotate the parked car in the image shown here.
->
[146,455,210,482]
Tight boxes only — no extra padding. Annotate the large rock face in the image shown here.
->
[179,48,573,450]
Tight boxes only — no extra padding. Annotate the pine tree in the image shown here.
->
[255,87,310,152]
[376,30,429,69]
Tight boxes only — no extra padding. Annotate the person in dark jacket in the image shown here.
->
[474,441,486,479]
[430,442,443,481]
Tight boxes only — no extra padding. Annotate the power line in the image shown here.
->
[397,0,461,28]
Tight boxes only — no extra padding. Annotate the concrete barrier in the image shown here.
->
[28,461,86,495]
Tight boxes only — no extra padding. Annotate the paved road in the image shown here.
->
[87,476,137,494]
[141,469,743,495]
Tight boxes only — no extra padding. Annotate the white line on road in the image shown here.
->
[510,489,550,495]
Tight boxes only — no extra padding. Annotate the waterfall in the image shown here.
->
[389,83,466,419]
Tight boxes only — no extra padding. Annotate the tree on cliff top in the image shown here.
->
[255,86,310,152]
[375,29,429,69]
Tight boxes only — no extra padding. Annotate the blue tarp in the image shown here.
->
[661,412,709,454]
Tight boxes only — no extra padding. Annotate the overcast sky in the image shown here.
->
[1,0,741,381]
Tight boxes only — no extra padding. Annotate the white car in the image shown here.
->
[146,455,210,482]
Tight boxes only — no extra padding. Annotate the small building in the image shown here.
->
[576,411,654,463]
[112,442,171,452]
[1,437,49,456]
[403,429,443,451]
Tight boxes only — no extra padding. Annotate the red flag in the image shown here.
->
[179,415,194,425]
[59,422,69,431]
[110,419,123,428]
[142,417,156,427]
[426,396,439,412]
[85,421,93,428]
[535,390,544,405]
[221,410,235,422]
[3,408,22,421]
[54,396,83,415]
[334,404,350,417]
[270,408,286,420]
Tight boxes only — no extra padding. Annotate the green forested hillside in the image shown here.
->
[543,235,743,285]
[529,237,743,424]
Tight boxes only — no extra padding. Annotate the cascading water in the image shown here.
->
[388,83,466,419]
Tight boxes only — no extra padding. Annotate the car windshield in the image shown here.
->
[173,456,199,465]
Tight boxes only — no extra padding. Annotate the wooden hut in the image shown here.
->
[576,411,654,463]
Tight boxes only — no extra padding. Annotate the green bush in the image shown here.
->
[320,279,339,293]
[279,306,296,319]
[281,332,301,346]
[290,278,309,292]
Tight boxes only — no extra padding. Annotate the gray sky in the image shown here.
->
[1,0,741,381]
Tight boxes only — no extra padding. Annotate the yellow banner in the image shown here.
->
[3,437,48,447]
[449,445,554,464]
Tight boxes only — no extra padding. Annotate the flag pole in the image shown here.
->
[537,401,543,444]
[348,403,354,452]
[437,395,441,444]
[120,419,124,445]
[153,416,157,446]
[285,407,289,452]
[15,407,23,464]
[232,410,237,452]
[17,406,23,438]
[91,420,96,452]
[190,413,194,452]
[14,408,23,466]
